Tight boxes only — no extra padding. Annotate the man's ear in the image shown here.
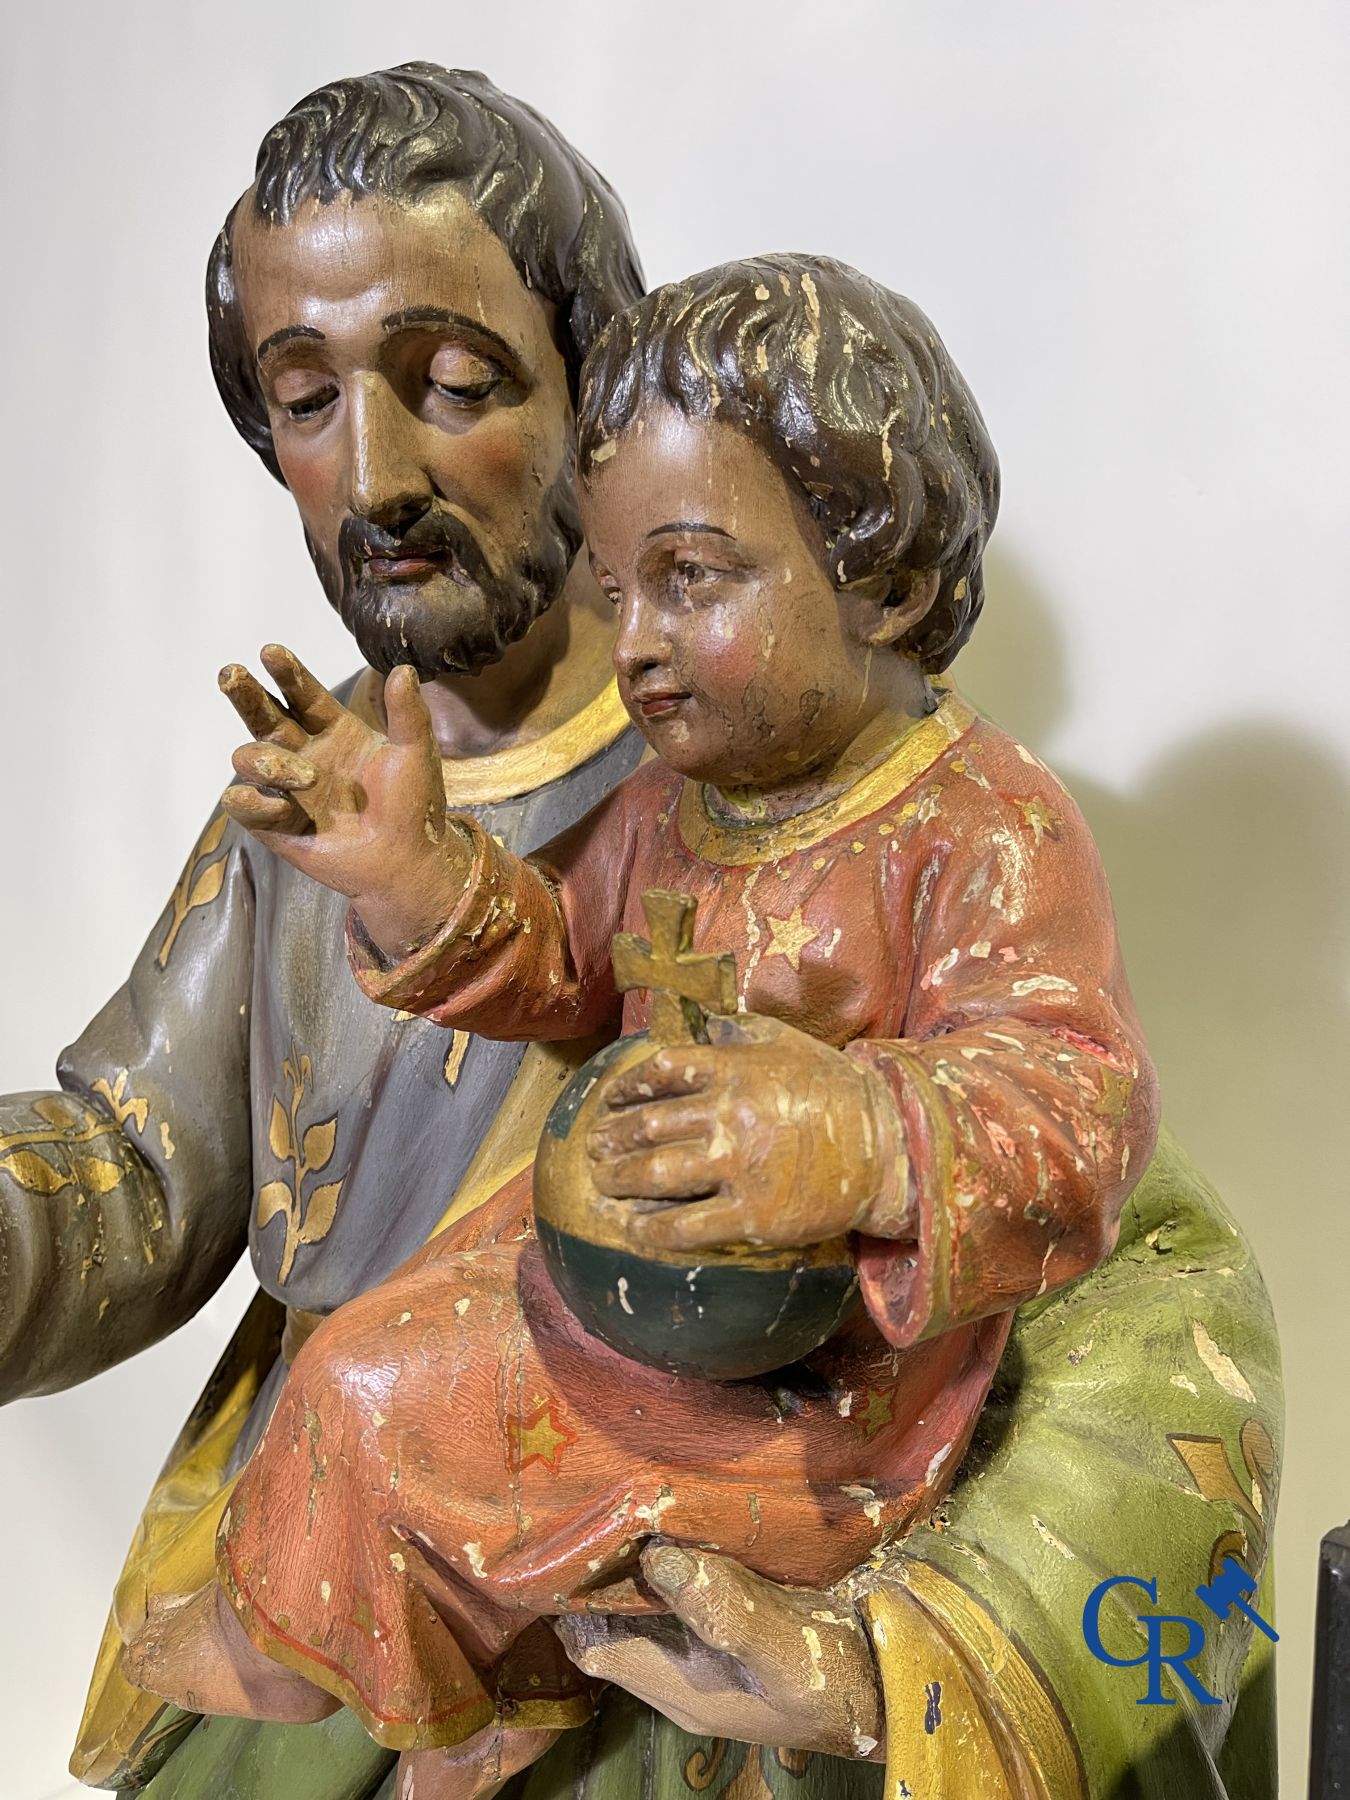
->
[859,568,942,648]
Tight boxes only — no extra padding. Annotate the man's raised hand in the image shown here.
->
[220,645,468,961]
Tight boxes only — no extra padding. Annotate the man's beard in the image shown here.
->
[307,470,582,680]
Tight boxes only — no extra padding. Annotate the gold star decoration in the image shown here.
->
[858,1387,897,1442]
[508,1400,577,1475]
[764,907,821,973]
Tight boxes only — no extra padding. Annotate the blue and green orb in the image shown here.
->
[533,1034,859,1382]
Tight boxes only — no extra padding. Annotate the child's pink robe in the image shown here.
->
[217,695,1158,1750]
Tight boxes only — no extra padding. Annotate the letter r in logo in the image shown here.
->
[1082,1575,1222,1706]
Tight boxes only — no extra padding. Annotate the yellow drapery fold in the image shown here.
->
[860,1560,1085,1800]
[71,1291,282,1787]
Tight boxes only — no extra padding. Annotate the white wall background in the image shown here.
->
[2,3,1346,1794]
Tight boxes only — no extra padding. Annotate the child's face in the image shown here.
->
[582,404,891,790]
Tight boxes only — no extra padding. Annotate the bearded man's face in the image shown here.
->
[231,188,580,677]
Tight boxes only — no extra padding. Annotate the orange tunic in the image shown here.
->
[218,695,1158,1750]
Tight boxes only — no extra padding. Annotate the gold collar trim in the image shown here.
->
[350,670,632,806]
[676,691,976,866]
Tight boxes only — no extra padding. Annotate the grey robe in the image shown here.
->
[0,689,644,1403]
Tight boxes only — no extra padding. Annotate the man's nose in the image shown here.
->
[613,595,672,679]
[347,373,433,520]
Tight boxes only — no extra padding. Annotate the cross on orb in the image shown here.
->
[610,890,739,1044]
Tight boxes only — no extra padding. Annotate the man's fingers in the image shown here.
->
[554,1562,878,1758]
[218,664,307,750]
[260,643,343,732]
[640,1544,868,1671]
[586,1098,713,1161]
[620,1192,754,1250]
[230,743,318,792]
[600,1049,714,1110]
[590,1149,720,1203]
[552,1615,764,1737]
[384,664,436,751]
[638,1546,791,1668]
[221,784,311,836]
[640,1546,756,1658]
[552,1612,679,1681]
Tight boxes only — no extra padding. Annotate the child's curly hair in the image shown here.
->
[577,255,999,672]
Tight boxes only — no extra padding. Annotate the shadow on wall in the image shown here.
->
[961,549,1350,1789]
[960,550,1350,1251]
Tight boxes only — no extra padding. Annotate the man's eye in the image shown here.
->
[282,385,338,421]
[429,376,501,405]
[428,345,505,407]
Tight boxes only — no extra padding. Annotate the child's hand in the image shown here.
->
[586,1015,910,1251]
[220,644,467,960]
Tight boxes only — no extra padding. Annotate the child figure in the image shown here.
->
[126,258,1158,1778]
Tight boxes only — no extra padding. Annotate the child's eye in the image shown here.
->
[672,560,720,592]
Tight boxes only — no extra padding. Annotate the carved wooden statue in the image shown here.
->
[128,253,1271,1799]
[0,66,1280,1800]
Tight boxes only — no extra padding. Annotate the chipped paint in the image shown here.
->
[926,1442,954,1484]
[802,1624,826,1689]
[634,1485,676,1528]
[1031,1515,1076,1561]
[922,947,961,990]
[1011,974,1078,997]
[842,1482,884,1528]
[1192,1321,1256,1402]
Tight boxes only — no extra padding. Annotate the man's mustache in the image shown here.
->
[338,509,494,588]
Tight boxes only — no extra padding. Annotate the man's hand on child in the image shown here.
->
[586,1014,912,1251]
[553,1544,884,1761]
[220,645,469,961]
